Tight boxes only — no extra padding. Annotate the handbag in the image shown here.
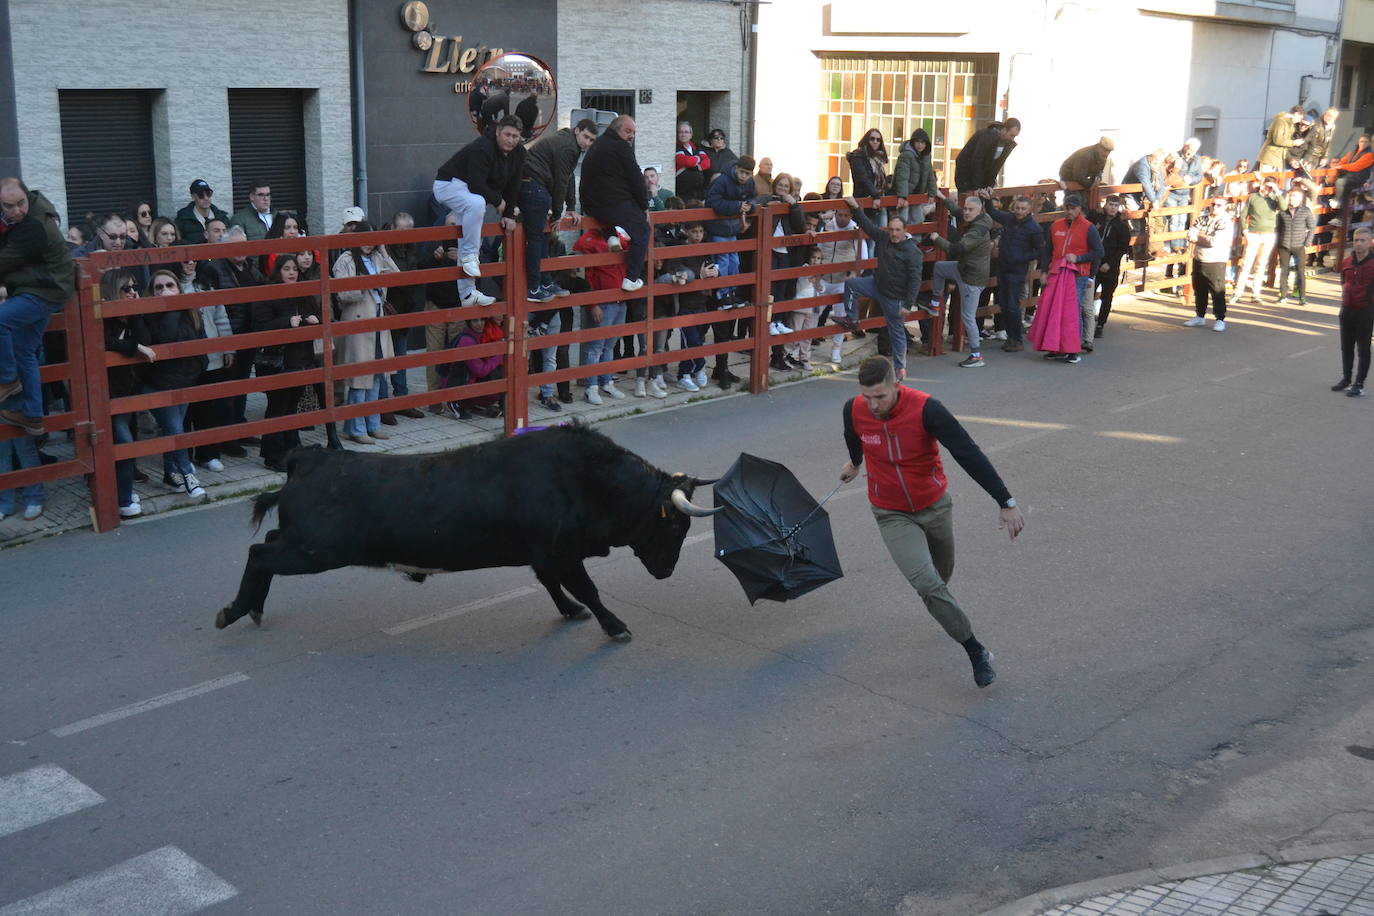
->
[296,382,320,414]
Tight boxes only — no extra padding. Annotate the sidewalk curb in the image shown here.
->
[976,841,1374,916]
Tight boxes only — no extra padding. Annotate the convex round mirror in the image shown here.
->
[467,53,557,141]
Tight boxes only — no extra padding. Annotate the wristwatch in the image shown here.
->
[1001,497,1017,509]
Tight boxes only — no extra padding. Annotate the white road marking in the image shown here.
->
[51,673,249,738]
[1211,367,1255,382]
[382,585,540,635]
[1287,346,1323,359]
[1096,430,1186,444]
[1109,393,1172,413]
[0,845,237,915]
[985,429,1062,454]
[0,766,104,839]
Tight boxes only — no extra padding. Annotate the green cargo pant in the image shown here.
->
[872,492,973,643]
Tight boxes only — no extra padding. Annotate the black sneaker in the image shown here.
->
[163,471,185,489]
[1094,325,1104,339]
[958,354,985,368]
[1064,353,1082,364]
[1348,383,1366,398]
[1042,352,1062,361]
[970,648,996,688]
[1332,379,1352,391]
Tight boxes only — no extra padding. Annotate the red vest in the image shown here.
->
[1050,216,1093,276]
[851,387,947,512]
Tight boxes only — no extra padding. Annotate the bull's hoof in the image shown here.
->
[249,610,263,627]
[215,608,231,629]
[607,628,632,642]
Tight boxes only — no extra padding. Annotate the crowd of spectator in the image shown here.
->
[3,102,1372,523]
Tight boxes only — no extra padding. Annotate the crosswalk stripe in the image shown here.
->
[50,673,250,738]
[0,845,237,915]
[0,766,104,840]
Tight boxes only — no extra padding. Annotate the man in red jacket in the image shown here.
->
[1335,226,1374,397]
[839,355,1025,687]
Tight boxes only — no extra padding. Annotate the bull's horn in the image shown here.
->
[671,488,723,517]
[689,476,718,487]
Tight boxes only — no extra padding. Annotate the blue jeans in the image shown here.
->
[847,275,910,371]
[519,179,554,291]
[932,261,985,358]
[0,292,59,418]
[709,235,740,301]
[677,309,706,376]
[537,311,562,398]
[147,395,194,477]
[0,433,44,514]
[345,378,383,436]
[1075,274,1095,342]
[379,332,409,397]
[111,413,136,508]
[580,302,626,388]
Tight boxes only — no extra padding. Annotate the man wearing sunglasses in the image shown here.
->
[0,178,74,436]
[176,179,229,245]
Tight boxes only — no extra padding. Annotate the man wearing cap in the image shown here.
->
[229,179,274,242]
[704,129,738,191]
[340,205,368,233]
[1058,137,1115,190]
[175,179,230,245]
[1042,192,1104,360]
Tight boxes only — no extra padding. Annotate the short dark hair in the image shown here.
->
[497,115,522,131]
[1106,194,1123,204]
[574,118,597,134]
[707,128,726,140]
[683,221,704,231]
[736,156,756,173]
[1004,117,1022,132]
[858,355,894,387]
[247,179,270,193]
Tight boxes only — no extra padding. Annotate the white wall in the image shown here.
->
[557,0,746,197]
[9,0,354,228]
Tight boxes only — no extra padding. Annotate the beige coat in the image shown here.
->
[332,248,399,389]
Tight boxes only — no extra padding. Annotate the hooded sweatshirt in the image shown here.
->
[891,129,938,202]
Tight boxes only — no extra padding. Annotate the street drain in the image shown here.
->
[1345,745,1374,761]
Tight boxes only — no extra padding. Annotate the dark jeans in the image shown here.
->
[997,268,1028,343]
[111,412,136,507]
[1277,246,1305,301]
[257,363,303,463]
[1095,265,1121,328]
[519,179,553,290]
[1339,306,1374,384]
[230,349,256,428]
[586,201,649,282]
[678,308,706,376]
[188,365,234,462]
[1192,260,1227,319]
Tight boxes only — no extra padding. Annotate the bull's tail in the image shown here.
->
[250,491,282,534]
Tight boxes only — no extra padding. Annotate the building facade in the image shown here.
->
[754,0,1343,196]
[0,0,746,234]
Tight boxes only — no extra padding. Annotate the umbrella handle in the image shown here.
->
[776,482,847,542]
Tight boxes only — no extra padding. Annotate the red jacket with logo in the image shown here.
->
[844,387,1013,512]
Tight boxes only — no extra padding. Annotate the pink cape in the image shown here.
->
[1028,259,1084,354]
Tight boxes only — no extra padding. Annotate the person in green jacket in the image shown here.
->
[229,179,274,241]
[0,179,75,434]
[928,191,996,368]
[174,179,231,245]
[891,128,938,225]
[1235,176,1281,302]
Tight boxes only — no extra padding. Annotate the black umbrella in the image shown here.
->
[712,453,844,604]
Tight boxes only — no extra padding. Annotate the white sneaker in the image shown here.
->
[584,385,603,405]
[608,234,623,251]
[183,473,207,500]
[1183,316,1207,327]
[830,346,843,363]
[634,377,647,398]
[677,374,700,392]
[602,379,627,399]
[647,376,668,399]
[621,277,644,292]
[993,330,1008,340]
[460,256,482,278]
[202,458,224,472]
[130,492,140,504]
[694,369,709,388]
[1213,319,1227,332]
[461,288,496,307]
[119,502,142,518]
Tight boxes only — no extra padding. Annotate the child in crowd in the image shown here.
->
[440,316,506,419]
[783,249,826,372]
[573,225,632,404]
[661,222,719,392]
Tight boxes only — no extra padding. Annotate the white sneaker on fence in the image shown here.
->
[461,256,482,278]
[461,288,496,307]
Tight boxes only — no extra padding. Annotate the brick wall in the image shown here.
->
[9,0,353,230]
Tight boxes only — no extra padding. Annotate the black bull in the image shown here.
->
[215,425,720,641]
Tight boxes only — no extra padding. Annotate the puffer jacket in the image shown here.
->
[0,190,75,305]
[891,131,938,202]
[1275,205,1315,250]
[704,170,755,238]
[849,206,923,307]
[930,199,996,286]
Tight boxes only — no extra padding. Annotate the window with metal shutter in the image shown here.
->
[228,89,307,221]
[58,90,158,227]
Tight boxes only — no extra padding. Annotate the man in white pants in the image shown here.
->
[432,116,526,307]
[1235,177,1280,303]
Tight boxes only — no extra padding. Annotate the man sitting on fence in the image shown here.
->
[0,178,74,436]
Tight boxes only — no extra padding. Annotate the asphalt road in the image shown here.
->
[3,290,1372,915]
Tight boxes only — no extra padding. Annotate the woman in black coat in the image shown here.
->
[846,128,890,218]
[252,254,322,470]
[140,269,209,498]
[101,268,156,516]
